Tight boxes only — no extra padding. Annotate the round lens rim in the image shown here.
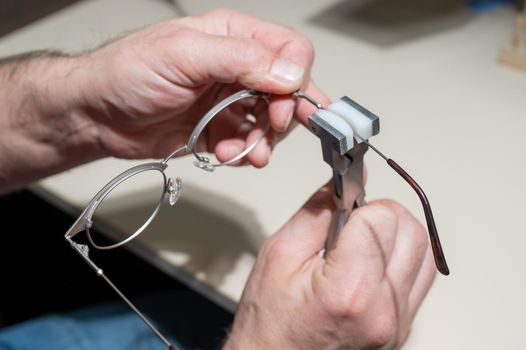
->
[84,166,168,250]
[186,89,271,170]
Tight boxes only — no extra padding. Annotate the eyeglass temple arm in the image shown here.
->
[358,138,449,275]
[66,238,179,350]
[386,159,450,276]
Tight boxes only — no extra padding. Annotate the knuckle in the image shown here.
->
[260,235,289,262]
[321,277,374,318]
[340,285,372,318]
[237,38,268,62]
[318,280,398,347]
[289,31,313,50]
[267,240,290,261]
[161,27,201,57]
[298,36,315,58]
[366,312,398,347]
[219,37,269,72]
[284,35,315,67]
[354,203,398,237]
[374,198,404,215]
[373,199,428,250]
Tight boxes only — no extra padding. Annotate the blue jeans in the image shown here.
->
[0,299,185,350]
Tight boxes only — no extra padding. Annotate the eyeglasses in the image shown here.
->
[64,89,449,350]
[64,89,270,350]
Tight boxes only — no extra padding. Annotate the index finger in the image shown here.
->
[326,201,399,284]
[189,9,330,130]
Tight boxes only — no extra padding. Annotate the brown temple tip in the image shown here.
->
[169,345,177,350]
[387,159,450,276]
[437,256,450,276]
[426,208,450,276]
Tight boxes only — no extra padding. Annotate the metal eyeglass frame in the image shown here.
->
[64,146,186,350]
[64,89,270,350]
[187,89,270,172]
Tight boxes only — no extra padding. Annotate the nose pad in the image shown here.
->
[194,156,215,172]
[166,177,182,206]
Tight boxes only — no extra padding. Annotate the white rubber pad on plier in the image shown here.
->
[328,97,379,143]
[314,109,354,151]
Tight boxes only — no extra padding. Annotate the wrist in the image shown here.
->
[222,325,291,350]
[27,52,107,160]
[222,335,261,350]
[0,52,105,191]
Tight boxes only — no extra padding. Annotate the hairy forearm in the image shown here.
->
[0,51,104,193]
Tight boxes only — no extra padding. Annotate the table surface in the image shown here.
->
[1,0,525,349]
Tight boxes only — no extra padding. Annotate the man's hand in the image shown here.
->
[79,9,327,165]
[224,184,436,350]
[0,9,328,192]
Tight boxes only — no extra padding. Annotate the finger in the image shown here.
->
[263,182,334,270]
[293,80,332,125]
[257,27,313,132]
[215,138,247,166]
[235,120,255,139]
[326,201,399,284]
[407,244,437,318]
[244,127,271,168]
[244,106,274,167]
[215,127,270,167]
[265,80,331,133]
[206,107,247,150]
[166,29,306,94]
[190,9,324,131]
[271,118,299,151]
[215,106,272,167]
[383,201,430,302]
[268,94,296,132]
[209,85,266,161]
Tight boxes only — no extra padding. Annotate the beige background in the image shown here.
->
[1,0,525,349]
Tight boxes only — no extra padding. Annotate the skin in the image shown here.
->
[224,185,436,350]
[0,9,436,349]
[0,9,324,192]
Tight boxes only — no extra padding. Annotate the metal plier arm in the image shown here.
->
[307,96,378,251]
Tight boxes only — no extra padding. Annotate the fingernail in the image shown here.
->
[270,58,304,82]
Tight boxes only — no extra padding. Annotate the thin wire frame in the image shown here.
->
[87,165,167,249]
[187,89,270,171]
[64,146,187,350]
[63,89,275,349]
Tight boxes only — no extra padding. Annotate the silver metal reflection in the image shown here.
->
[187,89,270,172]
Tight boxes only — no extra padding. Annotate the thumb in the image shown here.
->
[265,182,334,270]
[326,201,399,284]
[173,30,306,94]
